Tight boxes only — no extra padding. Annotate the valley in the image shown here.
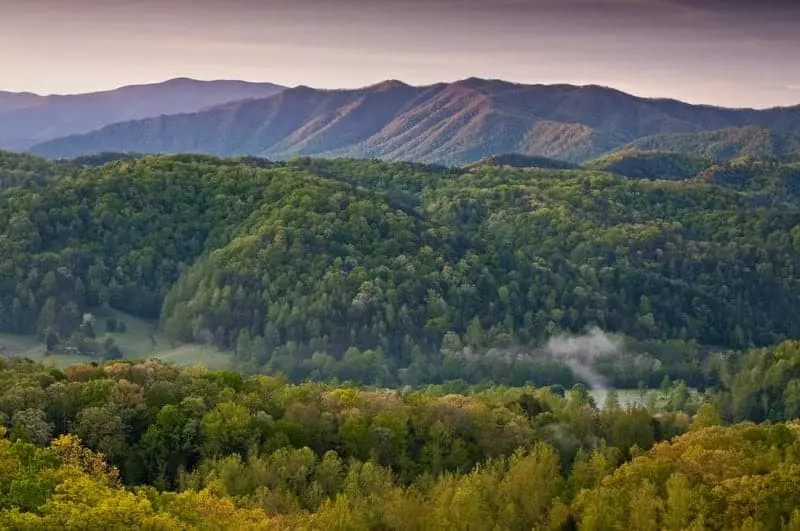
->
[2,149,800,390]
[2,113,800,531]
[5,0,800,526]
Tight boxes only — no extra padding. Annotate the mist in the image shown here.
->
[543,327,622,390]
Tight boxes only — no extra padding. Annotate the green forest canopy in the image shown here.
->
[1,338,800,529]
[1,151,800,388]
[2,150,800,528]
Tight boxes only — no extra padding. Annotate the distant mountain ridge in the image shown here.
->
[0,78,285,149]
[25,78,800,164]
[0,91,43,112]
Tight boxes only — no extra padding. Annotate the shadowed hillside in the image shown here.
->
[585,150,714,180]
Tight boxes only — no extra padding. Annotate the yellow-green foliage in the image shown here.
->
[0,429,279,530]
[3,423,800,530]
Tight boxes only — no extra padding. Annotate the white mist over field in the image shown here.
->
[543,327,622,391]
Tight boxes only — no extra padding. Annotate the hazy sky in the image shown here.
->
[2,0,799,108]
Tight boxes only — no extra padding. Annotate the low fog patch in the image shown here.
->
[543,327,623,391]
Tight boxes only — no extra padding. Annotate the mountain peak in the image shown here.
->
[368,80,412,91]
[453,77,516,91]
[161,77,203,86]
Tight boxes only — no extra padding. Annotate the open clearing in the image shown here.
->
[0,308,230,370]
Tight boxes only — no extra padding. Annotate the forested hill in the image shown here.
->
[0,78,285,150]
[584,150,715,181]
[29,79,800,164]
[2,151,800,387]
[618,126,800,161]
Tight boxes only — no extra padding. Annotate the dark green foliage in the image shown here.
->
[584,149,714,180]
[0,154,290,332]
[622,126,800,161]
[2,152,800,387]
[0,151,71,188]
[712,340,800,423]
[70,152,140,167]
[2,143,800,528]
[697,158,800,203]
[44,331,59,353]
[101,316,127,335]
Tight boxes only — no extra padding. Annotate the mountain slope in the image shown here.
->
[3,153,800,386]
[29,79,800,164]
[0,78,285,149]
[0,90,43,112]
[620,126,800,160]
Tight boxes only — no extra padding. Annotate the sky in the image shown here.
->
[1,0,799,108]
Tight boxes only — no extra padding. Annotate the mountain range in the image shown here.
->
[7,78,800,164]
[0,78,285,149]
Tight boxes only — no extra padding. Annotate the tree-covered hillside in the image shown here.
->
[0,151,72,188]
[2,152,800,387]
[621,126,800,161]
[0,155,800,384]
[584,150,714,180]
[4,150,800,528]
[468,153,577,170]
[0,156,800,384]
[697,158,800,201]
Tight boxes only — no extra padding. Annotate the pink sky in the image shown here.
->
[1,0,799,108]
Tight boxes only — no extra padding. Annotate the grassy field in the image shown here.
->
[0,308,231,370]
[0,334,87,368]
[98,308,230,369]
